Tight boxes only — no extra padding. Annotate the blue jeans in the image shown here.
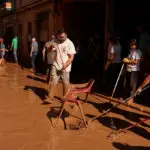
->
[31,51,38,69]
[13,49,18,62]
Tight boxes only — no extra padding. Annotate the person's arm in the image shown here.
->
[30,46,33,57]
[137,75,150,94]
[11,40,14,50]
[4,49,9,52]
[109,46,115,61]
[125,59,140,65]
[104,46,115,71]
[63,41,76,70]
[42,47,46,61]
[63,54,74,70]
[123,51,141,65]
[108,53,115,62]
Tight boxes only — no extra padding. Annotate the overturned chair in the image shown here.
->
[53,79,95,128]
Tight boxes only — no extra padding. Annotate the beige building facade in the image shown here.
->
[0,0,63,63]
[0,0,115,64]
[14,0,62,61]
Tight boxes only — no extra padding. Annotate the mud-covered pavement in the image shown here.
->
[0,63,150,150]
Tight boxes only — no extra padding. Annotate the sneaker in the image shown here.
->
[43,95,56,104]
[15,62,19,66]
[127,98,134,105]
[43,98,52,104]
[30,68,35,73]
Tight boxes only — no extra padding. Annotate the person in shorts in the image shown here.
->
[44,28,76,103]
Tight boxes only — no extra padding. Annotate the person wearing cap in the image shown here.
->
[122,39,142,104]
[30,38,38,72]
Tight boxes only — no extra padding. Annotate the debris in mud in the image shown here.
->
[67,120,85,130]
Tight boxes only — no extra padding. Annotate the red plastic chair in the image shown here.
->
[53,79,95,128]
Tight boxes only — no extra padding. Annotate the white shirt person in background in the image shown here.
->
[42,34,56,84]
[44,28,76,103]
[30,38,38,72]
[103,37,122,96]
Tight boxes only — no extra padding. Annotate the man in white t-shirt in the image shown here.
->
[123,39,142,104]
[44,28,76,103]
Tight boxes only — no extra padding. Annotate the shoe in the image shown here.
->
[15,61,19,64]
[119,98,124,101]
[43,97,53,104]
[43,99,52,104]
[127,98,134,105]
[30,68,35,73]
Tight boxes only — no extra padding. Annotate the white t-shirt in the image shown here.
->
[127,49,142,72]
[53,38,76,72]
[108,43,121,63]
[44,40,56,65]
[107,43,112,60]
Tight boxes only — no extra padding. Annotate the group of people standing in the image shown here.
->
[25,26,150,104]
[41,27,150,105]
[0,35,18,65]
[104,27,150,104]
[0,28,76,105]
[0,34,39,73]
[0,26,149,105]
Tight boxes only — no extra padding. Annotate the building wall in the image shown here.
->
[16,0,41,9]
[10,0,60,64]
[62,2,105,40]
[1,0,112,67]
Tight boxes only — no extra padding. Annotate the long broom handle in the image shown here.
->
[124,85,150,103]
[89,85,150,122]
[111,63,125,98]
[122,117,150,132]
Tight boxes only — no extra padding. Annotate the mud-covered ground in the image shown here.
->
[0,63,150,150]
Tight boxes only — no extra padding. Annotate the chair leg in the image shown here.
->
[85,93,89,102]
[53,101,66,128]
[77,101,87,128]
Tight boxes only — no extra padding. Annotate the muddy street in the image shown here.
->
[0,63,150,150]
